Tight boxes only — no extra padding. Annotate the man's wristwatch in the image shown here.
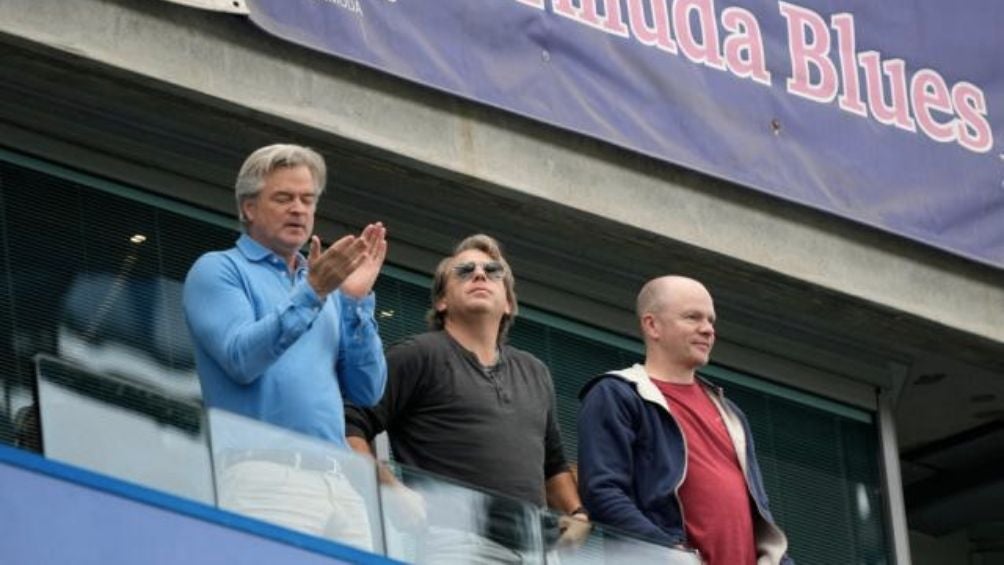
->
[568,506,589,520]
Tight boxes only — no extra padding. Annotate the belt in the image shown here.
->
[221,449,342,474]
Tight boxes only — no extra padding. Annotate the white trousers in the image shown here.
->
[218,459,374,552]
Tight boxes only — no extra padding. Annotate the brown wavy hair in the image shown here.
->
[427,234,518,342]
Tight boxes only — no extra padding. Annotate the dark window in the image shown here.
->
[0,150,888,564]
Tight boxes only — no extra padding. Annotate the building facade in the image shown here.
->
[1,1,1003,563]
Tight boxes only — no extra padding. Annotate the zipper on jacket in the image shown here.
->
[715,387,786,545]
[668,405,690,548]
[743,464,783,537]
[640,386,691,548]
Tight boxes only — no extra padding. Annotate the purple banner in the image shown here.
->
[246,0,1004,269]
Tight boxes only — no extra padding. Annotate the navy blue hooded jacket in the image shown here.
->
[577,364,793,564]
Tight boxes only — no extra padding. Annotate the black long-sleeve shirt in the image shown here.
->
[345,330,568,506]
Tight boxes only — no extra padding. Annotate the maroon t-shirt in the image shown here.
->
[654,379,757,565]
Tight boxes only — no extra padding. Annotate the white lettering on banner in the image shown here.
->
[513,0,994,155]
[320,0,363,16]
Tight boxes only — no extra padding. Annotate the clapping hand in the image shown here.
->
[307,222,388,300]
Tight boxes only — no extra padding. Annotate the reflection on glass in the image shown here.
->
[58,273,200,399]
[206,409,382,553]
[33,353,716,564]
[34,354,213,503]
[381,462,545,564]
[541,509,703,565]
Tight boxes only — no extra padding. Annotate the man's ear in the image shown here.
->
[435,300,447,314]
[640,313,658,340]
[241,198,257,225]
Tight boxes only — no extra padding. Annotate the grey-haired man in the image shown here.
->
[184,143,387,549]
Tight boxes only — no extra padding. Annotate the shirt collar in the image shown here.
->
[443,330,506,370]
[236,233,307,271]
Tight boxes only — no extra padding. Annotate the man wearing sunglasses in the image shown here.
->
[346,234,588,562]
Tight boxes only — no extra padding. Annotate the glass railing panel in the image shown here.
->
[380,461,546,564]
[541,508,703,565]
[34,353,711,565]
[205,409,383,554]
[56,273,202,399]
[34,353,213,503]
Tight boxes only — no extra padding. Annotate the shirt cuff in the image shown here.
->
[339,291,376,320]
[291,279,324,310]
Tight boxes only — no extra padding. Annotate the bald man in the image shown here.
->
[577,276,793,564]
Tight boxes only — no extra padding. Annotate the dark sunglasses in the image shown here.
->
[453,261,506,281]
